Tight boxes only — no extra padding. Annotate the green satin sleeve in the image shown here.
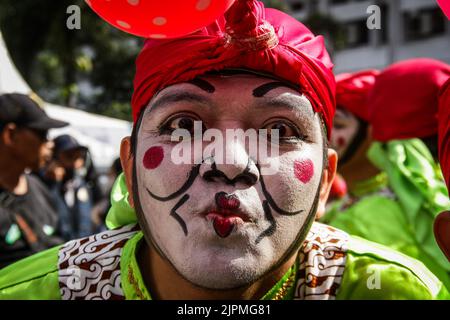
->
[336,236,449,300]
[367,140,450,274]
[106,173,137,230]
[0,245,61,300]
[328,139,450,290]
[329,194,450,291]
[329,195,413,253]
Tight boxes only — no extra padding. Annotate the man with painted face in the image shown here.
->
[0,1,448,300]
[321,70,380,223]
[330,70,379,172]
[325,59,450,290]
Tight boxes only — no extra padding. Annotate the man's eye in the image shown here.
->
[263,121,304,140]
[333,121,348,130]
[159,114,204,135]
[170,117,195,131]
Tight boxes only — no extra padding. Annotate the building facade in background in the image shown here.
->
[284,0,450,73]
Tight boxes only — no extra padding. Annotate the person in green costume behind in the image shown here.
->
[323,59,450,291]
[0,1,448,300]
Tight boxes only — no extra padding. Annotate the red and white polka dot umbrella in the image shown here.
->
[85,0,236,39]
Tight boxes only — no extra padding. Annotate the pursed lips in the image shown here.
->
[205,208,252,223]
[205,208,251,238]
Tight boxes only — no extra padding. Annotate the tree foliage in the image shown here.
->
[0,0,141,121]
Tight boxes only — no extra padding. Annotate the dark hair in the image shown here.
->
[112,157,123,175]
[338,117,368,166]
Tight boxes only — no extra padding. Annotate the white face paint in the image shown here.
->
[135,74,325,289]
[330,108,360,159]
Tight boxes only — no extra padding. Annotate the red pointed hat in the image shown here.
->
[367,58,450,142]
[132,0,336,137]
[439,78,450,191]
[335,70,379,122]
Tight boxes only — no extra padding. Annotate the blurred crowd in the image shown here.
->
[0,93,122,268]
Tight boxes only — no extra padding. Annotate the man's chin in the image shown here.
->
[178,255,267,290]
[163,239,273,290]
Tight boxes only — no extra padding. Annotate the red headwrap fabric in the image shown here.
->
[439,78,450,191]
[335,69,379,121]
[367,58,450,142]
[132,0,335,137]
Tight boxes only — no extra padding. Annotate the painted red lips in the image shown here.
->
[207,210,248,238]
[212,216,236,238]
[208,192,249,238]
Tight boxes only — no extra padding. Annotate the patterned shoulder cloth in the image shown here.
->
[294,222,348,300]
[58,224,139,300]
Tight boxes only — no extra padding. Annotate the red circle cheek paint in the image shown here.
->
[294,159,314,184]
[337,137,346,147]
[143,146,164,169]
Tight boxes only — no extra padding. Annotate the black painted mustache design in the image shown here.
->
[145,157,304,245]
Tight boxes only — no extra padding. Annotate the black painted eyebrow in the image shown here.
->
[148,91,211,115]
[336,107,356,118]
[188,78,216,93]
[253,81,295,97]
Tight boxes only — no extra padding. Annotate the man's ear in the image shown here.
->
[120,136,135,208]
[1,123,18,147]
[316,148,338,219]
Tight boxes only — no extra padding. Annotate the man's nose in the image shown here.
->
[199,141,259,187]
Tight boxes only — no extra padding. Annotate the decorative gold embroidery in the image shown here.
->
[128,265,146,300]
[272,271,296,300]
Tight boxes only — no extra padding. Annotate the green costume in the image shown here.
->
[322,139,450,290]
[0,173,448,300]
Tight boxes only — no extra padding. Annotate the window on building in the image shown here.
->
[380,3,389,45]
[342,19,369,48]
[331,0,349,4]
[331,0,366,4]
[289,0,305,11]
[404,8,446,41]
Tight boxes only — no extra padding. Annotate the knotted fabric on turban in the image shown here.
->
[439,78,450,191]
[367,58,450,142]
[335,70,379,122]
[132,0,335,137]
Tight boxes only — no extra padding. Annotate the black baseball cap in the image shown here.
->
[54,134,87,155]
[0,93,68,130]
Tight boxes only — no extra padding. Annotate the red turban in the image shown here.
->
[368,58,450,142]
[335,69,379,121]
[439,78,450,191]
[132,0,335,137]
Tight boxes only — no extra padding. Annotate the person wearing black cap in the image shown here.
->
[0,93,68,268]
[42,134,102,241]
